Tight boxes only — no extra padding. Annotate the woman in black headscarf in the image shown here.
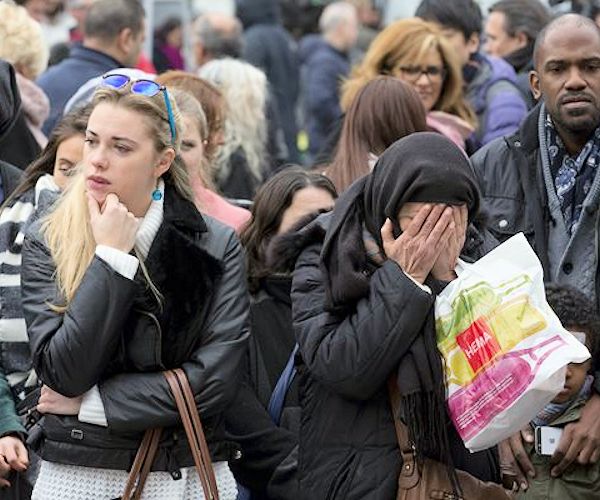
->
[290,132,500,499]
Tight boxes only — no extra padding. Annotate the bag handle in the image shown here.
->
[387,376,420,492]
[121,369,219,500]
[120,427,162,500]
[164,368,220,500]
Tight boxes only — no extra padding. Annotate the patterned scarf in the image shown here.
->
[532,374,594,427]
[545,115,600,235]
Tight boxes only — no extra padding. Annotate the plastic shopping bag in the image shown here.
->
[435,233,590,452]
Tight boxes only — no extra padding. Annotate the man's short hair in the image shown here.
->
[489,0,550,43]
[545,283,599,360]
[194,14,243,60]
[319,2,356,34]
[84,0,145,41]
[533,14,600,69]
[415,0,482,39]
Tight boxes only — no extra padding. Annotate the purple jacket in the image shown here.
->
[465,53,527,147]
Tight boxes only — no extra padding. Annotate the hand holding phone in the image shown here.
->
[535,426,563,456]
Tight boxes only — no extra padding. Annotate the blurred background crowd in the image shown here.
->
[4,0,598,204]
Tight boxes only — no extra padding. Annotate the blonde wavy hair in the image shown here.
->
[341,18,477,127]
[199,58,268,186]
[0,1,49,79]
[42,84,192,308]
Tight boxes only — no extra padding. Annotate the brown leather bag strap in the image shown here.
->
[387,376,421,493]
[121,427,162,500]
[165,369,219,500]
[133,428,162,500]
[173,368,219,497]
[387,376,412,452]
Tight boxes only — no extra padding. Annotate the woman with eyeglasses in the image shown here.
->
[0,105,90,495]
[20,74,248,499]
[341,18,478,152]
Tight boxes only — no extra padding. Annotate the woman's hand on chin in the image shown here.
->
[37,385,83,416]
[88,192,140,253]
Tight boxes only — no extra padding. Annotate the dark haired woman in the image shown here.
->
[227,167,336,499]
[0,105,90,491]
[325,76,427,193]
[153,17,185,73]
[291,133,500,499]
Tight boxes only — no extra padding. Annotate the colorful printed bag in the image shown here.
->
[435,233,590,452]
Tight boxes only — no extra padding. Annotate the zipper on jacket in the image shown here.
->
[135,309,165,369]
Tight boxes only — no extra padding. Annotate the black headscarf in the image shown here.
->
[322,132,480,309]
[320,132,480,473]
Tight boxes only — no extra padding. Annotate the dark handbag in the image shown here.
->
[387,377,513,500]
[15,388,41,432]
[0,471,33,500]
[120,369,219,500]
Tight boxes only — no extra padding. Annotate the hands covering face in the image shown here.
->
[381,204,468,284]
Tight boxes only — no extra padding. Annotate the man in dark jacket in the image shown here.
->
[236,0,301,163]
[416,0,527,146]
[471,14,600,493]
[37,0,146,135]
[484,0,551,109]
[301,2,358,160]
[0,60,40,169]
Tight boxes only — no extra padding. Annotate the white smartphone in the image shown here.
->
[535,426,563,456]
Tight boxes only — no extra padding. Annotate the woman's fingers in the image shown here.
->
[404,204,432,237]
[380,218,395,247]
[419,205,446,238]
[86,192,100,219]
[425,206,453,247]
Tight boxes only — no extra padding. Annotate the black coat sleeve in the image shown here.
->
[98,232,250,432]
[21,231,138,397]
[291,241,436,401]
[226,379,298,499]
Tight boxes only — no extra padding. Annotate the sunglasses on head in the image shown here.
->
[101,73,177,144]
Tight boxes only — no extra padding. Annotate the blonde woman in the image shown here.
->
[199,58,268,200]
[341,18,477,151]
[20,74,249,499]
[0,1,50,147]
[171,89,250,233]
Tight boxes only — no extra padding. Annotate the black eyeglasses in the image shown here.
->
[101,73,177,144]
[397,65,447,83]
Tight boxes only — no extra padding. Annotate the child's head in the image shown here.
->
[546,284,599,404]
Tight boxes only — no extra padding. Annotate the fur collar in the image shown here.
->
[134,185,224,366]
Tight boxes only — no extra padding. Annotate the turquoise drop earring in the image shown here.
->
[152,187,162,201]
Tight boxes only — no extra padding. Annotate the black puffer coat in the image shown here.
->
[291,213,501,500]
[21,184,250,474]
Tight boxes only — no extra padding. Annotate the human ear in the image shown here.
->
[515,31,528,50]
[117,27,134,55]
[154,148,176,179]
[529,70,542,101]
[467,32,480,56]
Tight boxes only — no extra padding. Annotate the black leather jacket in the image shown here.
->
[290,214,499,500]
[20,184,250,475]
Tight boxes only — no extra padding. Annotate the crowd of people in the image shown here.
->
[0,0,600,499]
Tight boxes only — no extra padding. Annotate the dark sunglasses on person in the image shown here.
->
[397,65,447,83]
[101,73,177,144]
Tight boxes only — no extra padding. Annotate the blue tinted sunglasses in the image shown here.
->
[101,73,177,144]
